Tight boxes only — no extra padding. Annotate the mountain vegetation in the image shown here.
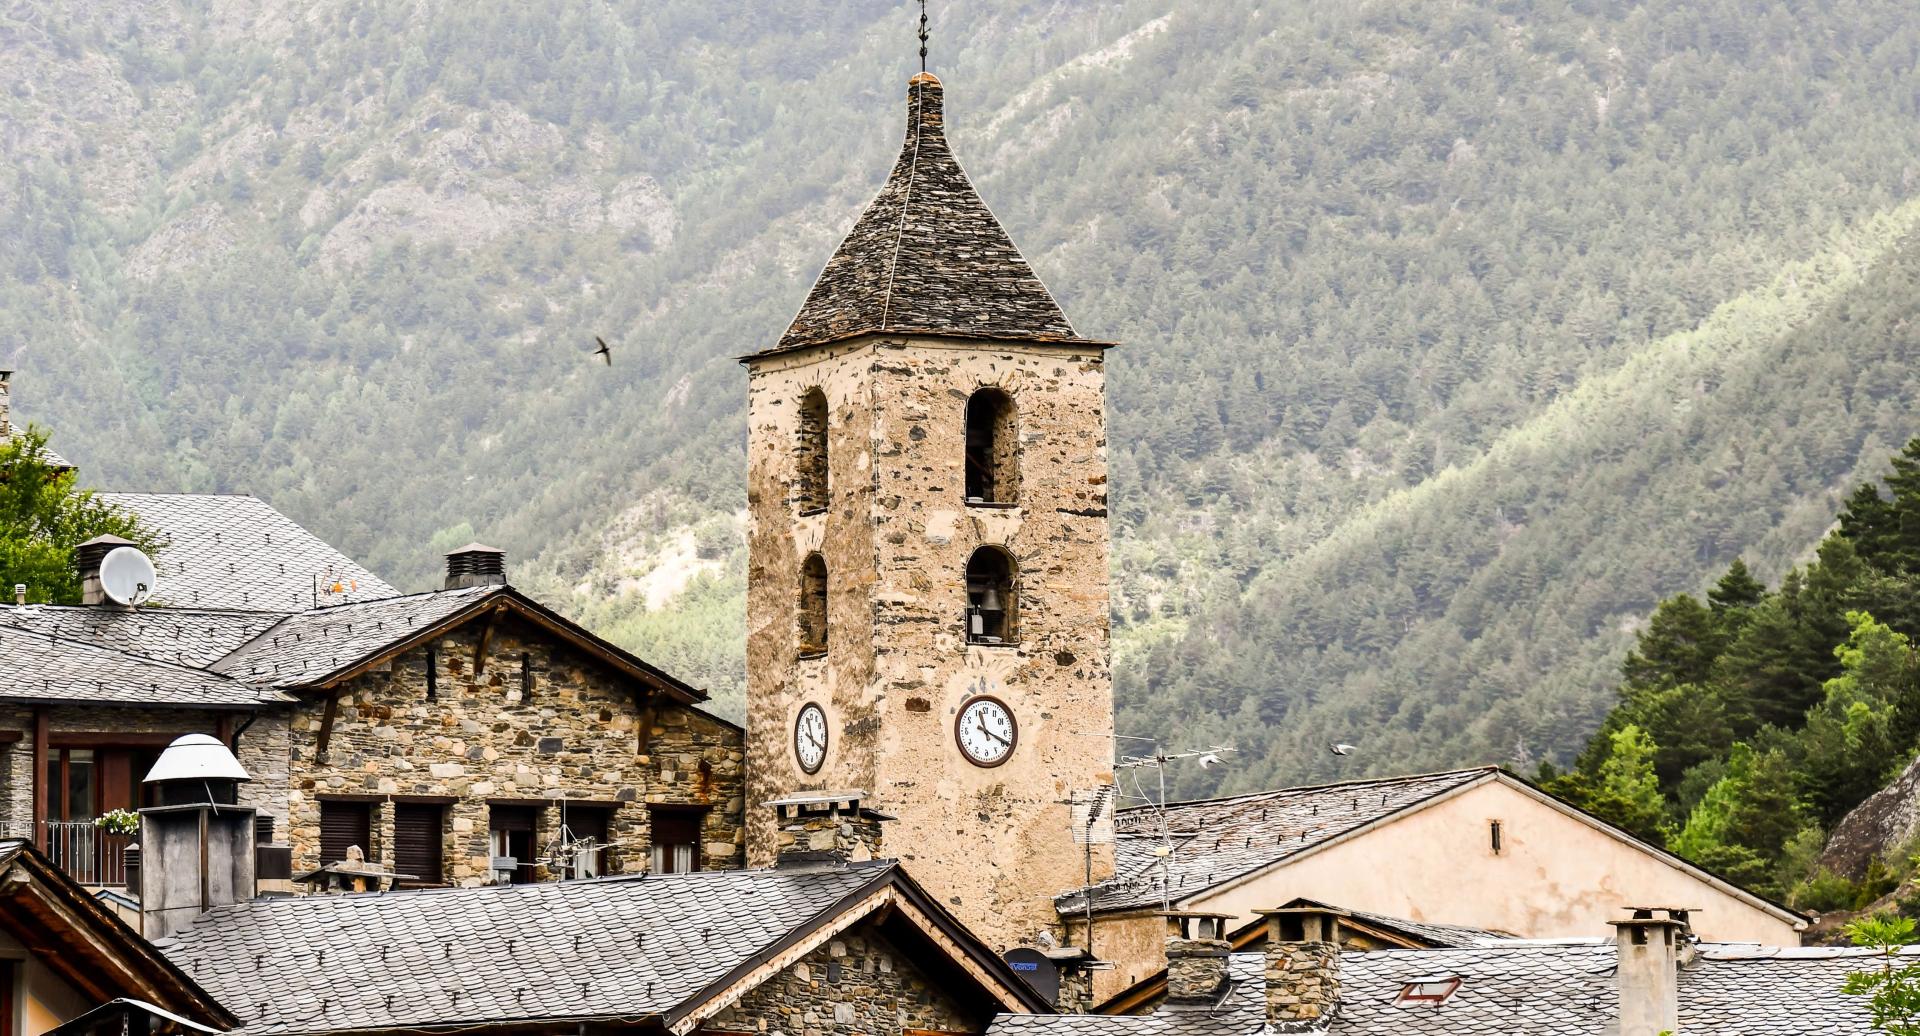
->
[4,0,1920,775]
[1544,436,1920,905]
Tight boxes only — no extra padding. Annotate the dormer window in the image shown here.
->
[799,553,829,657]
[1395,974,1462,1006]
[965,547,1016,645]
[797,388,829,514]
[964,388,1018,505]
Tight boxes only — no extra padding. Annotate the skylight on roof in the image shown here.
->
[1395,974,1462,1006]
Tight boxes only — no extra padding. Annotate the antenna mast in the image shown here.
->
[917,0,930,72]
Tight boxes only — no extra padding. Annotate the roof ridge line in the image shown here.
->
[1122,766,1500,815]
[877,79,931,333]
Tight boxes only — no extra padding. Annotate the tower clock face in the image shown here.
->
[955,696,1017,768]
[794,703,829,775]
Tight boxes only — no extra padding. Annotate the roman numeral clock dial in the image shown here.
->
[955,696,1017,767]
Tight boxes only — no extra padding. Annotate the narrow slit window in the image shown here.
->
[1490,820,1503,855]
[965,546,1017,645]
[796,388,829,513]
[964,388,1019,504]
[799,553,829,656]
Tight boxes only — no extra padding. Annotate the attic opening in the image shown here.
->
[964,388,1019,505]
[965,546,1016,645]
[796,388,830,514]
[799,552,829,657]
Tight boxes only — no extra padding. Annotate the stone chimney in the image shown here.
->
[0,370,12,439]
[1612,908,1689,1036]
[1162,912,1234,1004]
[137,734,259,939]
[75,535,138,606]
[767,792,893,869]
[1258,904,1347,1029]
[444,542,507,589]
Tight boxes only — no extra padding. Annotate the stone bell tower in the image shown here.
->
[742,72,1116,949]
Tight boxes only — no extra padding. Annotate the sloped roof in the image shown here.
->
[0,605,284,668]
[160,861,1046,1035]
[766,74,1089,355]
[209,585,710,707]
[97,493,397,612]
[5,426,70,469]
[1061,769,1496,914]
[993,943,1911,1036]
[0,624,288,709]
[0,840,233,1029]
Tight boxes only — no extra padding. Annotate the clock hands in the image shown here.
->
[975,716,1012,749]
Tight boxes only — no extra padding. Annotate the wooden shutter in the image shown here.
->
[319,801,371,865]
[648,807,705,874]
[392,803,444,886]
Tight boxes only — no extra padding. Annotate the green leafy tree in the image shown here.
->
[1793,613,1920,824]
[0,428,152,604]
[1843,914,1920,1035]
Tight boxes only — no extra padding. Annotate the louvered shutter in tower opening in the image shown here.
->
[392,803,444,886]
[319,801,371,865]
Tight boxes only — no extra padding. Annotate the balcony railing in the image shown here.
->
[42,821,131,887]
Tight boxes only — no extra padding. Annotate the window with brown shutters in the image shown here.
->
[392,803,445,887]
[319,801,372,866]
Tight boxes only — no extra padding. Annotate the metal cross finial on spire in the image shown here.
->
[918,0,930,72]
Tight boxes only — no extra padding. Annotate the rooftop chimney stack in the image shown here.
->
[137,734,259,940]
[1611,908,1688,1036]
[75,535,138,607]
[0,370,12,439]
[1259,904,1346,1030]
[444,542,507,590]
[1161,912,1234,1004]
[768,792,893,869]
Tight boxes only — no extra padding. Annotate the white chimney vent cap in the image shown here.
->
[143,733,251,784]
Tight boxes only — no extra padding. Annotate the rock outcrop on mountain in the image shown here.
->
[1819,753,1920,881]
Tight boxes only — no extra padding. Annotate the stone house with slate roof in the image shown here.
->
[0,474,745,893]
[154,819,1049,1036]
[1060,767,1806,1002]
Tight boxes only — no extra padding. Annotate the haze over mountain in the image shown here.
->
[5,0,1920,796]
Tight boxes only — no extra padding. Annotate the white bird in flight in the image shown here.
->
[1330,743,1358,756]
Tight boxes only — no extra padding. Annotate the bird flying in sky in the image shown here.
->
[594,336,612,365]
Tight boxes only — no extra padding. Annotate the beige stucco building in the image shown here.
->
[1062,767,1805,1002]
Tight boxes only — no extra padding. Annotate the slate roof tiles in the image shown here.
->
[0,606,285,668]
[209,586,498,688]
[160,864,894,1035]
[97,493,397,612]
[0,625,288,708]
[771,74,1087,354]
[1062,769,1496,914]
[991,943,1915,1036]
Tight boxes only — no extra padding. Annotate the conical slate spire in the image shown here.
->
[772,74,1080,353]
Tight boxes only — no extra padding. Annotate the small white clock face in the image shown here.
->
[955,696,1017,768]
[794,703,828,775]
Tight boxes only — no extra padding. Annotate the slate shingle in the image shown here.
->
[771,74,1087,354]
[0,624,287,708]
[209,586,498,688]
[98,493,398,612]
[1060,769,1495,914]
[159,864,894,1035]
[0,605,285,668]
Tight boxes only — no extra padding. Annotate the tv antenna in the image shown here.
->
[536,799,608,881]
[98,546,158,607]
[1070,733,1235,917]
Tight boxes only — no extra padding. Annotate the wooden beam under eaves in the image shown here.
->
[316,694,340,765]
[475,606,500,679]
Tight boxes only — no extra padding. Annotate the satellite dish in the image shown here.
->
[98,546,158,606]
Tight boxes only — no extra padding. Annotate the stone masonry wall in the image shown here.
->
[0,704,290,840]
[745,335,1116,952]
[286,616,744,885]
[1265,941,1340,1027]
[708,923,984,1036]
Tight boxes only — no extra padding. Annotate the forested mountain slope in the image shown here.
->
[4,1,1920,784]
